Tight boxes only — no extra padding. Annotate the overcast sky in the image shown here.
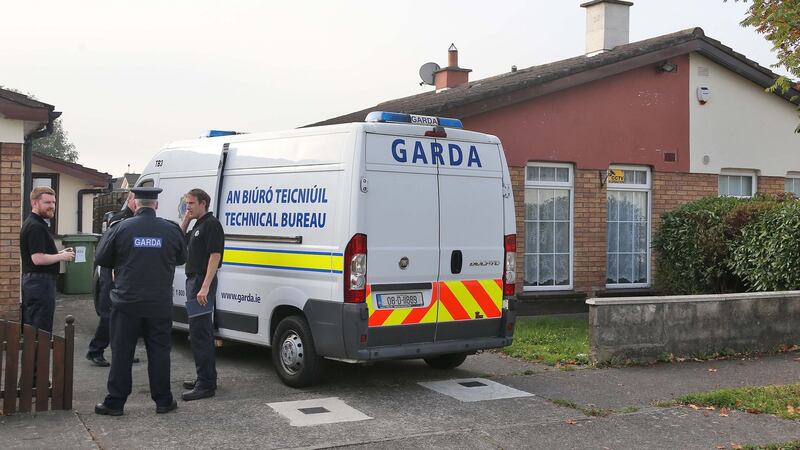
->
[1,0,782,177]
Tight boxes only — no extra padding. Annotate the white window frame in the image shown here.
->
[523,162,574,291]
[785,172,800,196]
[606,165,651,289]
[718,169,757,198]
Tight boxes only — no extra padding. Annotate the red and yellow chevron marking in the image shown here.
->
[437,279,503,322]
[367,279,503,327]
[366,284,439,327]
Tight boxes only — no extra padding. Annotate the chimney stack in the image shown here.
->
[580,0,633,56]
[434,44,472,90]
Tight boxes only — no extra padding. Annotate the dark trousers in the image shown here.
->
[88,268,113,357]
[105,308,173,409]
[186,275,217,390]
[21,273,57,333]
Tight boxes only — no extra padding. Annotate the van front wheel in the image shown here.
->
[272,315,325,388]
[424,353,468,369]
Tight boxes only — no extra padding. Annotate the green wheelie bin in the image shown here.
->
[61,234,100,294]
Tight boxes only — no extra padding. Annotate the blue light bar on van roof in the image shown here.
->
[365,111,463,129]
[206,130,239,138]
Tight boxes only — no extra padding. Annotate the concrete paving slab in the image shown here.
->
[268,397,372,426]
[483,407,800,450]
[418,378,533,402]
[1,410,96,449]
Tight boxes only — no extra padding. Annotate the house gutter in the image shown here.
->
[23,111,61,219]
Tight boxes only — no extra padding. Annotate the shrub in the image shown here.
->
[654,197,745,294]
[653,195,782,294]
[731,200,800,291]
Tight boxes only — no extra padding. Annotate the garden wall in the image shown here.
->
[587,291,800,364]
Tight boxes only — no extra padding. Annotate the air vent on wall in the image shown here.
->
[664,152,677,162]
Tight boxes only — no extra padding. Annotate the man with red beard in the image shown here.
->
[20,186,75,333]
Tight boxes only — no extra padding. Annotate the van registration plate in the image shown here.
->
[376,292,424,309]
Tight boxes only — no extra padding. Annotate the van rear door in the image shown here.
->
[364,133,439,346]
[435,139,505,341]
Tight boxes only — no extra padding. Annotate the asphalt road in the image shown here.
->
[2,294,800,449]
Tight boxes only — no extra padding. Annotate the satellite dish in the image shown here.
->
[419,62,440,86]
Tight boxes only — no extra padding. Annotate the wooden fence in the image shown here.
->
[1,316,74,415]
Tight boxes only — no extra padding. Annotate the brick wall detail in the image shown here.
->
[512,166,721,299]
[0,143,22,320]
[758,176,785,196]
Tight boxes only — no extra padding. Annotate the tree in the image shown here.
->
[32,118,79,162]
[731,0,800,130]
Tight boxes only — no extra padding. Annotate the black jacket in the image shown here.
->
[96,206,135,315]
[95,208,186,318]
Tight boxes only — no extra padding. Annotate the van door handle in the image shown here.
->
[451,250,463,274]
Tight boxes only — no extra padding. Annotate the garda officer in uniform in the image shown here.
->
[94,187,186,416]
[180,188,224,401]
[86,192,135,367]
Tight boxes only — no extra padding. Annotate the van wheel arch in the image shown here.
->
[269,305,304,345]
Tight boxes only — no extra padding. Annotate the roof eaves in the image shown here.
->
[32,153,111,187]
[0,88,54,110]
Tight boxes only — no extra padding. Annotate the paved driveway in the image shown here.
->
[2,294,800,449]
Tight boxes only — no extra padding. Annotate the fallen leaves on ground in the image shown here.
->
[731,444,742,450]
[708,368,718,372]
[719,407,729,417]
[788,404,797,415]
[565,419,577,425]
[689,404,700,410]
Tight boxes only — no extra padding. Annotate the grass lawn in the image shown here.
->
[674,384,800,420]
[742,442,800,450]
[501,316,589,366]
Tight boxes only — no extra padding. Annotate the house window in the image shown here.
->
[607,166,650,287]
[523,163,573,290]
[719,171,756,198]
[32,173,59,234]
[785,175,800,196]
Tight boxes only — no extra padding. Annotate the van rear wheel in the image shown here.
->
[424,353,468,369]
[272,315,325,388]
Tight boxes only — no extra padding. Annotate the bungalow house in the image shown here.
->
[312,0,800,313]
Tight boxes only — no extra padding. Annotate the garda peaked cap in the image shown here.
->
[131,187,162,200]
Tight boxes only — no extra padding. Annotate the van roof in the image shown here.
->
[164,121,500,150]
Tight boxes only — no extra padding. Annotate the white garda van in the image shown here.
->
[136,111,517,387]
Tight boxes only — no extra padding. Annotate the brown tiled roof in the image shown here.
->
[309,28,798,127]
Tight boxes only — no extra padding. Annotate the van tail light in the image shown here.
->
[344,233,367,303]
[503,234,516,296]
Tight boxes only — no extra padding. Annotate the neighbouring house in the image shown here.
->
[111,172,140,191]
[31,152,111,236]
[312,0,800,313]
[0,87,59,320]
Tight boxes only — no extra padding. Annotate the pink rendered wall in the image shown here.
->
[464,54,690,172]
